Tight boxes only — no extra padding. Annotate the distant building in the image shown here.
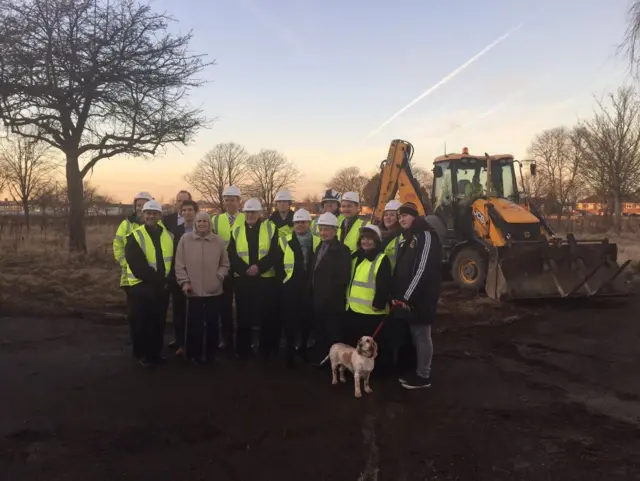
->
[576,195,640,215]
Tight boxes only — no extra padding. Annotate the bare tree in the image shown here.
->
[302,193,320,203]
[185,142,249,209]
[620,1,640,78]
[0,133,56,229]
[32,180,65,217]
[245,150,300,212]
[0,0,211,252]
[327,166,369,201]
[577,86,640,228]
[526,126,581,218]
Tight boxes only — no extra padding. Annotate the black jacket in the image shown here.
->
[269,210,294,232]
[392,217,442,325]
[350,247,393,311]
[124,224,170,289]
[163,212,179,233]
[228,220,280,278]
[311,238,352,313]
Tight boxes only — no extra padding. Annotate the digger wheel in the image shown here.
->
[452,247,487,291]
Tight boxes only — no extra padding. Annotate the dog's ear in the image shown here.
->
[372,340,378,359]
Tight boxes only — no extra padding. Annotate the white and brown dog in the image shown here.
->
[320,336,378,398]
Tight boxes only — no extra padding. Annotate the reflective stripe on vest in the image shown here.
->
[125,226,174,286]
[347,253,390,315]
[338,218,368,254]
[213,212,245,246]
[232,220,276,277]
[383,234,403,270]
[114,219,142,287]
[279,233,321,283]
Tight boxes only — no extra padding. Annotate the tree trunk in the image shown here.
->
[66,153,87,253]
[22,199,30,232]
[613,191,622,234]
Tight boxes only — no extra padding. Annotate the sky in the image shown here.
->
[2,0,636,203]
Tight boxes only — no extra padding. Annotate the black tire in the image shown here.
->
[451,247,487,291]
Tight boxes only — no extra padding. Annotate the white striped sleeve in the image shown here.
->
[403,231,431,301]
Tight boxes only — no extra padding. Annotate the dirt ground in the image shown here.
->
[2,288,640,481]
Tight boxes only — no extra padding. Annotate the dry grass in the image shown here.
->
[0,223,123,317]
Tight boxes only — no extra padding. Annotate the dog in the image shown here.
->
[320,336,378,398]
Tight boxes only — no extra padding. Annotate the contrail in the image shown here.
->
[363,22,525,141]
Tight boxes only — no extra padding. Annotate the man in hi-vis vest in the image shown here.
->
[124,200,174,368]
[211,185,245,351]
[227,198,280,360]
[337,191,368,254]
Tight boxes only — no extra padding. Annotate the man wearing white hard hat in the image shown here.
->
[124,199,174,368]
[380,199,404,270]
[338,191,368,254]
[211,185,245,351]
[276,208,319,368]
[269,189,295,237]
[310,189,344,237]
[344,224,397,373]
[308,212,352,366]
[228,198,280,360]
[113,191,154,346]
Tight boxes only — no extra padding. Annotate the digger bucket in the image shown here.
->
[485,234,632,301]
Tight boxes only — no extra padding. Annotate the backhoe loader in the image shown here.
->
[370,139,631,301]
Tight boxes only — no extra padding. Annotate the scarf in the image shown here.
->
[296,230,314,268]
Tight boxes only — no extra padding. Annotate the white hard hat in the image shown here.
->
[275,190,293,202]
[134,191,153,201]
[341,191,360,204]
[321,189,341,203]
[223,185,241,197]
[142,200,163,213]
[293,209,311,222]
[384,200,402,211]
[243,198,263,212]
[317,212,339,228]
[360,224,381,239]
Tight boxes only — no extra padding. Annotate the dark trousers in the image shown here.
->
[234,276,277,359]
[171,284,187,347]
[129,283,170,361]
[185,296,220,363]
[311,309,344,363]
[122,286,134,345]
[282,285,312,364]
[219,275,234,348]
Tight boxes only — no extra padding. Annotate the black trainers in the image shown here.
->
[399,373,431,389]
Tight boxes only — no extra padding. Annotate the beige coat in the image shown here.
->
[175,231,230,297]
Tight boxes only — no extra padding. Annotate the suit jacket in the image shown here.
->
[163,212,179,234]
[310,238,352,314]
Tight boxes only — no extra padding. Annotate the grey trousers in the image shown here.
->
[409,324,433,378]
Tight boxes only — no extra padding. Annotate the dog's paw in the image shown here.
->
[332,379,338,385]
[355,391,362,398]
[340,377,347,383]
[365,387,373,394]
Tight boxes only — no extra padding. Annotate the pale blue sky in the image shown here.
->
[59,1,640,201]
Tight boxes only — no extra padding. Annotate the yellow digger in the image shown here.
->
[370,139,631,301]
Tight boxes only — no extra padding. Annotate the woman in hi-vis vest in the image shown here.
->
[343,225,396,372]
[380,200,403,271]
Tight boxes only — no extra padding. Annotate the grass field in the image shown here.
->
[0,216,638,320]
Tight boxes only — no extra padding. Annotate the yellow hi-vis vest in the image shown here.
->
[338,217,368,254]
[347,253,390,315]
[212,212,246,246]
[279,233,321,283]
[311,213,345,237]
[232,220,276,278]
[113,218,143,287]
[383,234,403,271]
[125,225,174,286]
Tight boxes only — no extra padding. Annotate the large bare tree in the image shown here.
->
[185,142,249,209]
[0,133,56,229]
[577,86,640,228]
[244,149,300,212]
[327,166,368,201]
[620,1,640,78]
[0,0,210,252]
[526,126,581,218]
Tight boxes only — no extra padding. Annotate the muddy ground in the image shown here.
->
[1,289,640,481]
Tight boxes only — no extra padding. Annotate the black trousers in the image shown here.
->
[219,275,234,348]
[122,286,134,345]
[129,283,170,361]
[234,276,278,359]
[311,309,344,363]
[282,284,312,363]
[185,296,220,363]
[170,284,187,347]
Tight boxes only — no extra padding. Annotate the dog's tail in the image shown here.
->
[319,353,330,366]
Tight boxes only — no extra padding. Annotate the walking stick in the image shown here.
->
[184,296,190,360]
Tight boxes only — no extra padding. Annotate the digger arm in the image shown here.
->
[370,139,426,225]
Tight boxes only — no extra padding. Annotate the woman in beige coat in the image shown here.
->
[175,212,230,364]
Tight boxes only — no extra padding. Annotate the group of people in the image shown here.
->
[112,186,442,390]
